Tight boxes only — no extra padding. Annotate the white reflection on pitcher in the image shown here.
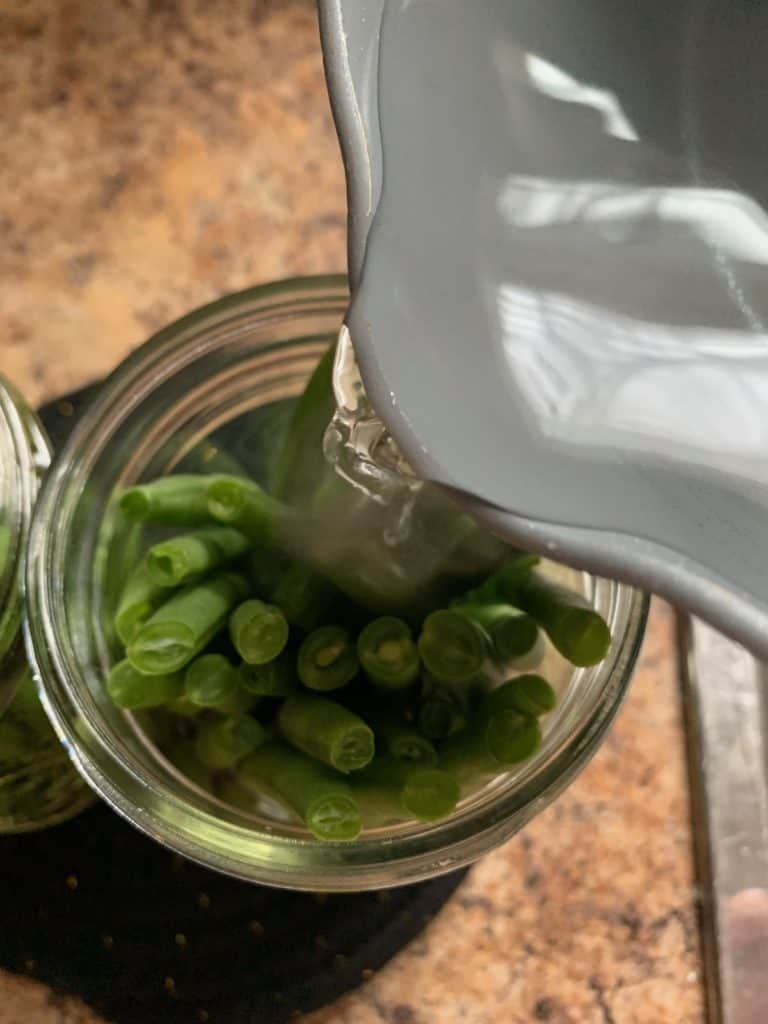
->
[493,178,768,477]
[524,54,639,143]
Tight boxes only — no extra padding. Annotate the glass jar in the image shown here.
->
[25,276,647,888]
[0,376,93,832]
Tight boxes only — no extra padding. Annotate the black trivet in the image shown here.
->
[0,385,467,1024]
[0,805,466,1023]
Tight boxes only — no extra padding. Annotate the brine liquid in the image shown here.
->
[323,324,419,548]
[323,325,586,702]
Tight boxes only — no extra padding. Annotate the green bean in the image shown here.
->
[0,716,33,763]
[167,696,202,719]
[417,678,469,740]
[353,756,460,824]
[238,654,298,698]
[297,626,358,691]
[119,475,217,526]
[0,670,94,826]
[194,714,267,770]
[397,767,460,822]
[114,556,173,646]
[247,548,290,599]
[492,617,543,665]
[357,617,420,690]
[440,686,543,784]
[217,687,260,716]
[489,674,557,717]
[0,520,10,580]
[270,341,337,504]
[483,710,542,764]
[106,659,183,709]
[206,475,286,546]
[270,564,337,632]
[457,555,540,607]
[248,548,345,633]
[0,673,50,760]
[217,774,258,814]
[278,694,374,772]
[457,560,611,665]
[0,518,15,663]
[99,514,144,645]
[360,706,437,766]
[167,740,214,790]
[441,520,512,578]
[440,719,523,785]
[184,653,240,708]
[456,602,539,663]
[241,741,361,840]
[127,571,249,674]
[147,526,250,587]
[229,599,289,665]
[514,573,611,667]
[418,610,485,684]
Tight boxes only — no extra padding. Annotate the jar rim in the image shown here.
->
[0,376,50,712]
[25,276,648,889]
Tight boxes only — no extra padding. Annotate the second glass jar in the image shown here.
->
[0,375,93,832]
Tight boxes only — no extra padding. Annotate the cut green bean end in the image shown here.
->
[230,601,289,665]
[238,658,297,698]
[390,734,438,766]
[127,622,197,675]
[306,793,362,841]
[167,696,202,719]
[418,610,485,683]
[500,674,557,716]
[115,602,153,647]
[358,617,420,690]
[491,614,539,661]
[418,700,466,741]
[118,490,152,522]
[298,627,359,691]
[555,609,612,667]
[330,724,375,773]
[106,660,183,709]
[195,715,267,770]
[206,477,249,522]
[184,654,239,707]
[486,712,542,764]
[402,769,460,822]
[147,550,191,588]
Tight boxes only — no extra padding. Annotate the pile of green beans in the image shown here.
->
[105,350,614,842]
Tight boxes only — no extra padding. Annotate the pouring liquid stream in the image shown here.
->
[324,325,417,528]
[320,328,477,611]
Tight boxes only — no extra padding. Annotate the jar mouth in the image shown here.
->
[25,276,648,890]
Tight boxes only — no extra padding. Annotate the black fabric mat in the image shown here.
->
[0,385,467,1024]
[0,803,466,1024]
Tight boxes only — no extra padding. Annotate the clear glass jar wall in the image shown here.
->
[0,377,93,832]
[25,276,647,888]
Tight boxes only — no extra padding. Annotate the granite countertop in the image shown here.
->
[1,3,704,1021]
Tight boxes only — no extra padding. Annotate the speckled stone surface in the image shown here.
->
[1,2,705,1022]
[1,0,347,408]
